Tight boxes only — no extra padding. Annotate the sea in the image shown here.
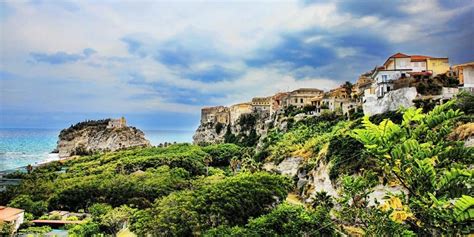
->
[0,128,194,172]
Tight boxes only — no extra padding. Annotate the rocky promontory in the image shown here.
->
[56,118,151,158]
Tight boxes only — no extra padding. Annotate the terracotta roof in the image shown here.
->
[291,88,323,93]
[453,61,474,67]
[390,52,410,58]
[32,220,83,224]
[0,206,24,222]
[410,55,432,62]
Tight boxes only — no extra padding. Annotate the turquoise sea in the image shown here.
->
[0,128,194,171]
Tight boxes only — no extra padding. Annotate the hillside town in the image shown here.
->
[199,53,474,125]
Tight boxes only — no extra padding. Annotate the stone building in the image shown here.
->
[310,94,325,115]
[270,92,289,115]
[230,103,253,124]
[200,106,230,124]
[251,96,272,112]
[107,117,127,129]
[352,75,374,103]
[285,88,324,108]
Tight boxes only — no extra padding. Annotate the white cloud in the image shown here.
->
[0,0,469,121]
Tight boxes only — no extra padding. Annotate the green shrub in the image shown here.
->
[202,143,242,166]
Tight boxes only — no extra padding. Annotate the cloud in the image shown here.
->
[29,48,97,64]
[1,0,473,129]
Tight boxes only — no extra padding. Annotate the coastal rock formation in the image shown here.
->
[56,118,151,158]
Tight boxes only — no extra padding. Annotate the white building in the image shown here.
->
[371,53,449,98]
[453,62,474,93]
[372,68,410,98]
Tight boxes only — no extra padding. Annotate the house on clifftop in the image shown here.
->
[372,53,450,98]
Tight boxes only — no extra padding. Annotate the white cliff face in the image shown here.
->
[56,120,151,158]
[305,162,338,201]
[363,87,418,116]
[276,157,303,177]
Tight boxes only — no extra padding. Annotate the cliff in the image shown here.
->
[363,87,418,116]
[363,87,458,116]
[56,119,151,158]
[193,110,272,146]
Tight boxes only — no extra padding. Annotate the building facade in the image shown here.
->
[251,97,271,112]
[230,103,253,124]
[453,62,474,92]
[373,53,449,98]
[270,92,289,115]
[285,88,324,108]
[200,106,230,124]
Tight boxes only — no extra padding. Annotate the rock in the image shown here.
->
[262,162,277,172]
[56,118,151,158]
[363,87,418,116]
[305,162,338,201]
[193,110,270,145]
[276,157,303,177]
[367,185,409,206]
[192,122,226,145]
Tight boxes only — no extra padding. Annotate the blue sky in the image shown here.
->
[0,0,473,130]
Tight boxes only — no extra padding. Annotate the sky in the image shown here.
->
[0,0,473,131]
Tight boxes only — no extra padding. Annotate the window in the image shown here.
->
[300,98,303,103]
[294,99,297,103]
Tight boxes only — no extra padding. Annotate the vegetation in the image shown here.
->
[2,94,472,236]
[224,114,260,147]
[59,119,111,141]
[204,202,335,236]
[352,101,473,235]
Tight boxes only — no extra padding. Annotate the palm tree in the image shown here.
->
[311,191,334,210]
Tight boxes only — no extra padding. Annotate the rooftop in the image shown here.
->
[390,52,410,58]
[453,61,474,67]
[0,206,24,222]
[291,88,323,93]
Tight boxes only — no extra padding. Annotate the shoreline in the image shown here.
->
[0,152,63,174]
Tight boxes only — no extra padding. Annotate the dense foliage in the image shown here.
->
[352,101,473,235]
[3,94,473,236]
[130,172,291,236]
[204,203,335,236]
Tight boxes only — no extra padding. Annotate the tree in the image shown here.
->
[311,191,334,210]
[352,101,473,235]
[100,206,135,235]
[204,203,336,236]
[131,172,292,236]
[8,195,48,217]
